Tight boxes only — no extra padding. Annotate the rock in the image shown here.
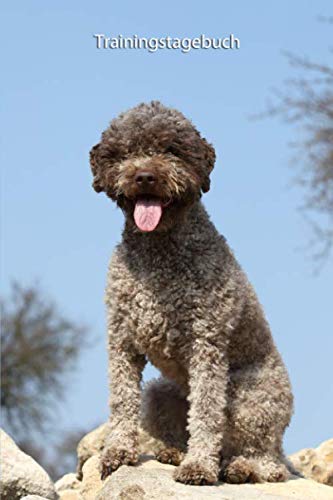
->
[55,473,81,492]
[76,423,160,477]
[76,424,109,478]
[21,496,50,500]
[138,428,163,455]
[74,427,333,497]
[0,429,57,500]
[257,478,333,499]
[58,491,83,500]
[289,439,333,486]
[75,455,333,500]
[80,455,105,499]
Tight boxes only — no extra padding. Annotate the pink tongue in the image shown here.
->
[134,198,163,232]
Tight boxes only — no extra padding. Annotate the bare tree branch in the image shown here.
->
[255,21,333,266]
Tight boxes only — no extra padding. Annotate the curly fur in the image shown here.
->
[90,101,294,486]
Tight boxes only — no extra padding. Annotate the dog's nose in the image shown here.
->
[135,171,156,186]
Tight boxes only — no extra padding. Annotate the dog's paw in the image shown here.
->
[100,446,138,480]
[174,459,218,485]
[222,456,254,484]
[156,447,184,466]
[221,456,289,484]
[263,463,290,483]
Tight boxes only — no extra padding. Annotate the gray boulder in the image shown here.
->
[289,439,333,486]
[0,429,57,500]
[55,473,80,492]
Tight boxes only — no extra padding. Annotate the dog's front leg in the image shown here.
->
[100,342,146,479]
[174,338,228,485]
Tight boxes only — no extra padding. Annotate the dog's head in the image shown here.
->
[90,101,215,232]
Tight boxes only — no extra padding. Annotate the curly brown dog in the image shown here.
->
[90,101,294,486]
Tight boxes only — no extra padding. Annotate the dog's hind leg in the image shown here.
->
[141,377,189,465]
[221,363,294,484]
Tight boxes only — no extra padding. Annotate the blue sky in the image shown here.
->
[2,1,332,455]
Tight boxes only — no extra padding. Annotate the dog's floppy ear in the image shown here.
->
[89,143,104,193]
[201,138,216,193]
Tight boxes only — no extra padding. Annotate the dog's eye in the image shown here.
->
[165,146,178,158]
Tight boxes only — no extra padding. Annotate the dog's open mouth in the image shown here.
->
[133,196,171,232]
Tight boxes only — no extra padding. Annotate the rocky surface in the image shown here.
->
[21,496,52,500]
[2,425,333,499]
[0,430,57,500]
[55,473,80,492]
[58,492,82,500]
[80,456,104,500]
[289,438,333,486]
[78,455,333,500]
[74,425,333,497]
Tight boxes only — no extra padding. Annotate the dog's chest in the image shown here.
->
[109,243,214,366]
[129,276,195,358]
